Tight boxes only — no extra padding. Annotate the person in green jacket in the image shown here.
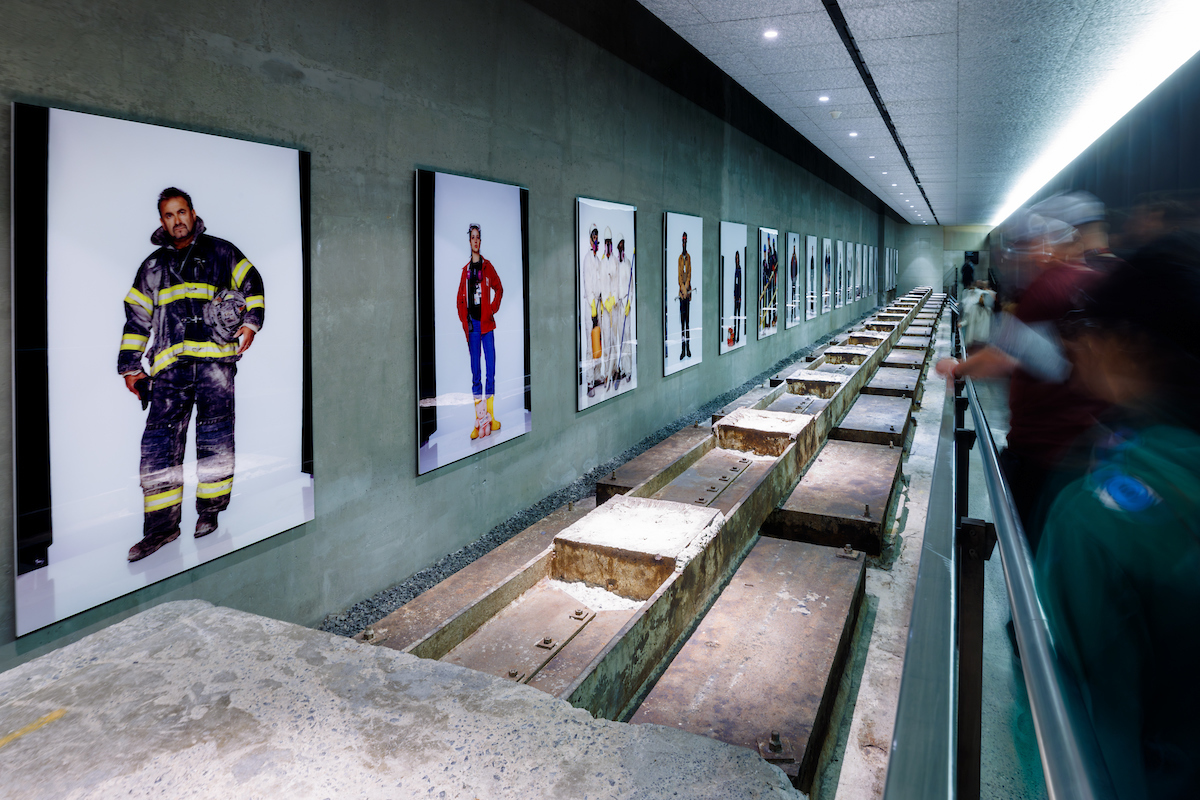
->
[1035,241,1200,800]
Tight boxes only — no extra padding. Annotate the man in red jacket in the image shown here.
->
[456,224,504,440]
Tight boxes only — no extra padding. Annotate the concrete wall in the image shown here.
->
[0,0,888,671]
[897,225,945,292]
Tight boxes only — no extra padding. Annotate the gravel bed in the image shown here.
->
[319,324,856,638]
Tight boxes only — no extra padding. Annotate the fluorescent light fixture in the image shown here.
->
[869,155,875,158]
[819,95,830,102]
[990,0,1200,225]
[849,131,858,137]
[882,172,887,175]
[764,29,779,39]
[892,184,897,187]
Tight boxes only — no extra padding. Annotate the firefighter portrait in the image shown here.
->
[118,187,265,562]
[456,223,505,440]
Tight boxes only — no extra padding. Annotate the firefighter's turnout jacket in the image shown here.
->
[118,218,266,377]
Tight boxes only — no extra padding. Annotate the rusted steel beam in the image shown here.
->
[597,424,712,503]
[629,537,866,793]
[763,439,903,556]
[830,393,914,447]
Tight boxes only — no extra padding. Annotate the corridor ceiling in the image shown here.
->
[636,0,1200,226]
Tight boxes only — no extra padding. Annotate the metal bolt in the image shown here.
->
[568,501,574,512]
[508,669,518,678]
[575,609,584,616]
[708,486,717,492]
[543,637,552,646]
[864,503,871,517]
[769,732,783,753]
[363,628,375,641]
[611,471,616,479]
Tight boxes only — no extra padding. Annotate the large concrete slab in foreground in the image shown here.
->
[0,601,802,800]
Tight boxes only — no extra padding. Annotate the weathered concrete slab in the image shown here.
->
[847,331,888,348]
[882,349,928,371]
[767,393,832,417]
[598,425,713,503]
[822,345,875,365]
[875,313,905,323]
[815,362,859,376]
[553,495,722,601]
[716,409,815,457]
[895,335,932,350]
[630,537,865,792]
[370,497,595,650]
[784,371,849,399]
[864,320,899,333]
[862,367,922,399]
[0,601,802,800]
[763,439,903,556]
[831,394,913,447]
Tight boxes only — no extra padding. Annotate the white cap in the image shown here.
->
[604,226,612,241]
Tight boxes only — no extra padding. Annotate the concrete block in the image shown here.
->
[831,394,913,447]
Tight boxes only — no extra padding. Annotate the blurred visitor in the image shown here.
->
[958,280,994,353]
[1036,250,1200,800]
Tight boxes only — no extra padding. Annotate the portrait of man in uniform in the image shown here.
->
[119,188,265,562]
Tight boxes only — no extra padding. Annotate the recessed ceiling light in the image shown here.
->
[892,184,897,186]
[869,155,875,159]
[882,172,887,175]
[819,95,829,102]
[899,193,904,195]
[849,132,858,137]
[764,30,779,39]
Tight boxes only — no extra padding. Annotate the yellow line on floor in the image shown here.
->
[0,708,67,749]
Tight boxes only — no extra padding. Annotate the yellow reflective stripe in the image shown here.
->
[196,478,233,499]
[120,333,149,351]
[182,340,238,358]
[159,282,218,305]
[232,259,253,289]
[125,287,153,313]
[244,294,265,310]
[144,487,183,512]
[148,340,239,375]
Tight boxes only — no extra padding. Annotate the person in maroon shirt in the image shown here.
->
[937,209,1107,550]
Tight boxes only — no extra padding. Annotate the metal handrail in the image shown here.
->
[964,378,1117,800]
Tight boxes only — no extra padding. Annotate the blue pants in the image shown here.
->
[140,361,236,536]
[468,320,495,397]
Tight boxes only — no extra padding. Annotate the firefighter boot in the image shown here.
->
[195,511,219,538]
[487,395,501,431]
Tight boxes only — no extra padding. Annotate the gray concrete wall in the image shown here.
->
[0,0,887,671]
[898,225,946,293]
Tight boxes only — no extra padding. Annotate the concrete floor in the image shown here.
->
[0,601,803,800]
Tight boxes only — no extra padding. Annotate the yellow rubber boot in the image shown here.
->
[471,398,482,439]
[487,395,501,431]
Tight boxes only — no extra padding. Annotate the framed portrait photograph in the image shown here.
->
[804,235,819,317]
[663,212,702,376]
[855,243,864,300]
[821,237,833,314]
[757,227,778,339]
[784,232,802,329]
[719,221,747,354]
[11,104,313,636]
[415,170,532,475]
[835,240,845,308]
[577,198,637,409]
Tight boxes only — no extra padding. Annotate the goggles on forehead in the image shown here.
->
[468,224,482,236]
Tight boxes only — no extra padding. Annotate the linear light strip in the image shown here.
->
[820,0,939,225]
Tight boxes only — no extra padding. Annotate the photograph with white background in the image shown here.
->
[757,226,778,339]
[578,198,637,410]
[719,221,747,354]
[663,212,702,376]
[784,232,802,329]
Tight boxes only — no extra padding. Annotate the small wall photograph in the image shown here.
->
[855,243,864,300]
[821,237,833,314]
[11,104,314,636]
[784,232,802,329]
[835,240,845,308]
[577,198,637,409]
[805,235,819,316]
[757,227,779,339]
[663,212,702,375]
[415,170,532,475]
[719,221,747,354]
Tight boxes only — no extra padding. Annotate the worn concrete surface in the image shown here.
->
[827,312,950,800]
[0,600,803,800]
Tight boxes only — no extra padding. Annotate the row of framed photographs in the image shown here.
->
[9,101,900,636]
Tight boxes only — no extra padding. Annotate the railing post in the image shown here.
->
[956,517,997,800]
